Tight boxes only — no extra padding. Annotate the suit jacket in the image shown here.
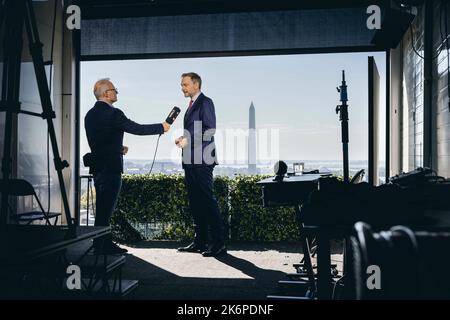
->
[84,101,164,174]
[182,93,218,168]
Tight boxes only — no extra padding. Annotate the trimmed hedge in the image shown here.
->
[229,175,298,241]
[111,174,298,242]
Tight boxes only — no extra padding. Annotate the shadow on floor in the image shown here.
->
[123,239,344,254]
[121,240,343,299]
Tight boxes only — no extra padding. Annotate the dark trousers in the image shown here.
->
[93,171,122,245]
[184,166,224,247]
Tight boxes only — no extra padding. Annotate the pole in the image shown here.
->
[24,0,74,233]
[336,70,350,183]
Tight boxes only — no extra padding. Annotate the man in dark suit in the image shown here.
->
[176,72,226,257]
[85,78,170,254]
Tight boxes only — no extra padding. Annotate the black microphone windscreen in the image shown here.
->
[166,106,181,124]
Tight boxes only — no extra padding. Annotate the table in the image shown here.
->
[257,173,330,297]
[257,174,325,207]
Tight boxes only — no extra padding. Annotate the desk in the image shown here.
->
[257,174,324,207]
[258,173,330,297]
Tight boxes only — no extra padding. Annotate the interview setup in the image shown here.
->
[2,0,450,302]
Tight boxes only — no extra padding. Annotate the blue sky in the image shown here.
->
[80,52,386,163]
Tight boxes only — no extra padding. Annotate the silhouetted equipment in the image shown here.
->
[336,70,349,183]
[306,167,363,260]
[273,161,288,182]
[0,0,74,232]
[83,152,94,168]
[259,173,332,299]
[302,176,425,226]
[389,167,450,212]
[296,166,450,299]
[351,222,450,299]
[389,167,434,187]
[0,179,61,225]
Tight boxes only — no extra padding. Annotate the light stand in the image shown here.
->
[335,70,350,183]
[0,0,75,235]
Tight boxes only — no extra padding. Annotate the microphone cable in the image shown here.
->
[147,134,162,175]
[145,106,180,174]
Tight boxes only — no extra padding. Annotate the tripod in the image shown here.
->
[0,0,75,234]
[335,70,350,183]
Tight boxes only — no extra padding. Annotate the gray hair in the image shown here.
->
[93,78,111,100]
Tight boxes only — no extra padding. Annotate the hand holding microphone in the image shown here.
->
[162,122,171,132]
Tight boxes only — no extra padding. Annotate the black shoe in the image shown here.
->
[95,242,128,255]
[202,245,227,257]
[178,242,207,253]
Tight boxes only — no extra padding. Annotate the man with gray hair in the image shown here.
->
[85,78,170,254]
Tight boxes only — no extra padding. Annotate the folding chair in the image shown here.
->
[350,169,365,184]
[0,179,61,225]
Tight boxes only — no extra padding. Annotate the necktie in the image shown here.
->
[188,100,193,111]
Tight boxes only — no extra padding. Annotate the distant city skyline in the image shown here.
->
[80,52,386,166]
[80,158,383,179]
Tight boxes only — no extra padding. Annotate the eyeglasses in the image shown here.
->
[105,88,118,94]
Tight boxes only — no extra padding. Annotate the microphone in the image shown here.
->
[165,106,181,125]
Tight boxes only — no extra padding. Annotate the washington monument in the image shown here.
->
[248,102,256,174]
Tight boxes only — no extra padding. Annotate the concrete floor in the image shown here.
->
[119,240,344,300]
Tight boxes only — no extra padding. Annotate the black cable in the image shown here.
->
[47,0,58,214]
[135,134,163,211]
[390,226,418,250]
[147,134,162,175]
[408,4,444,61]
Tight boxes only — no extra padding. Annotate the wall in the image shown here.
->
[402,6,425,172]
[389,41,403,176]
[0,1,75,222]
[396,0,450,178]
[432,0,450,177]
